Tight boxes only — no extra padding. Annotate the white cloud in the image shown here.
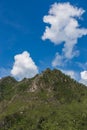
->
[80,71,87,86]
[62,70,77,79]
[11,51,38,81]
[81,71,87,80]
[52,52,64,67]
[42,2,87,59]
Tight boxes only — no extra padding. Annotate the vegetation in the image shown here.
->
[0,68,87,130]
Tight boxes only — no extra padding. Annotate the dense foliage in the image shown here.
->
[0,69,87,130]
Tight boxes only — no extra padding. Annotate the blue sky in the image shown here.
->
[0,0,87,84]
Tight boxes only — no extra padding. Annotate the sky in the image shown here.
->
[0,0,87,85]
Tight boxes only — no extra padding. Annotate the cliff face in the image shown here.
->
[0,68,87,130]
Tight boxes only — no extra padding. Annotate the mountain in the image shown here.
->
[0,68,87,130]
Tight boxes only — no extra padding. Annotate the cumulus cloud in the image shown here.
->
[81,71,87,80]
[42,2,87,59]
[11,51,38,81]
[80,71,87,86]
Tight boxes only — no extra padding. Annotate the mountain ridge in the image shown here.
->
[0,68,87,130]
